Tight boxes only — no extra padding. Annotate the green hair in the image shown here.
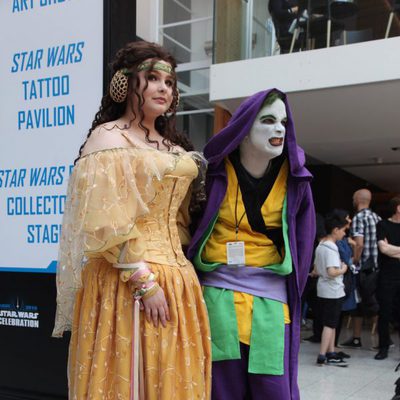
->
[262,90,285,108]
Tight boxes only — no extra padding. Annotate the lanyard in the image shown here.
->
[234,183,246,240]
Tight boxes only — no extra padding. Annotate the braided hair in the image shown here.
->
[75,41,193,164]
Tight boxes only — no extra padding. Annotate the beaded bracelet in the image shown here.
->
[136,281,160,300]
[130,270,159,299]
[118,261,149,282]
[115,261,160,300]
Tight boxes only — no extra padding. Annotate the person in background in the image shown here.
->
[334,209,356,360]
[340,189,381,349]
[268,0,300,53]
[375,197,400,360]
[314,210,349,366]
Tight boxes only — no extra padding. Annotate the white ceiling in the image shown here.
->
[289,80,400,192]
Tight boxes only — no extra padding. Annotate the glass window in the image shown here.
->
[157,0,214,147]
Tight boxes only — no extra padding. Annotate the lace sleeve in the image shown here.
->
[53,148,177,337]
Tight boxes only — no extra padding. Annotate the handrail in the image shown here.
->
[172,0,192,14]
[176,60,212,72]
[160,16,213,29]
[176,108,214,116]
[160,32,192,53]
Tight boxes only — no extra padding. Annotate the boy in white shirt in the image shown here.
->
[314,210,348,366]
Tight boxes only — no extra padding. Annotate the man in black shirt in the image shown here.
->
[375,197,400,360]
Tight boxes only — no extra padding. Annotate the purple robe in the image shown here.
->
[188,89,316,400]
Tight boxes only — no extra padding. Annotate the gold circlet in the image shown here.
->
[137,61,173,75]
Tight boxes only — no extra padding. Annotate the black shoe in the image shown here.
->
[374,348,388,360]
[336,351,351,359]
[326,355,348,367]
[339,337,362,348]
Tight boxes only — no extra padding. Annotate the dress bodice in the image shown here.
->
[135,154,198,267]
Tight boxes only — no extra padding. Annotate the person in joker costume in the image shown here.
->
[187,89,315,399]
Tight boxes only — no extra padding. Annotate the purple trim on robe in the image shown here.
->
[199,265,288,303]
[188,89,316,400]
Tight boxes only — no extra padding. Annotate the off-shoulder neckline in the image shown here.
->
[119,131,185,153]
[77,146,187,163]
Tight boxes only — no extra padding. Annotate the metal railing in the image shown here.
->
[213,0,400,63]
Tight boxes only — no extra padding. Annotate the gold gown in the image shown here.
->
[53,147,211,400]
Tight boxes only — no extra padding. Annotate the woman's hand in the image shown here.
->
[141,287,170,328]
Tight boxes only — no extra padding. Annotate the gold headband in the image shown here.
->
[137,61,173,74]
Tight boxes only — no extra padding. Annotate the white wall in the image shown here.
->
[210,37,400,109]
[136,0,159,42]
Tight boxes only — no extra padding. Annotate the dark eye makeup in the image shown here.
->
[260,116,275,124]
[260,115,288,125]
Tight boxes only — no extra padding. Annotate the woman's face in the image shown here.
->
[136,59,175,117]
[244,98,287,158]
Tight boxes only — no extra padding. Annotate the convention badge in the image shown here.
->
[226,241,246,266]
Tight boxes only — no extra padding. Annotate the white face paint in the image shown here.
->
[242,99,287,159]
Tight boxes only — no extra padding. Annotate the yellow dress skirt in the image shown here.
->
[69,259,210,400]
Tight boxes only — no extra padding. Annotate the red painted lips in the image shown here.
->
[269,137,283,146]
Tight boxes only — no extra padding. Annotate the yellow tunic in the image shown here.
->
[202,158,290,345]
[64,148,211,400]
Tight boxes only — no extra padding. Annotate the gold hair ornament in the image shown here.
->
[137,61,173,75]
[109,68,131,103]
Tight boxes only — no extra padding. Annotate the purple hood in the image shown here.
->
[204,89,309,179]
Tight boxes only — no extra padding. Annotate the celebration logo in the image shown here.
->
[0,297,39,329]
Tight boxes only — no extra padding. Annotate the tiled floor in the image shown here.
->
[299,324,399,400]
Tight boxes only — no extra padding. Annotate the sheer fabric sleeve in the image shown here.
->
[53,148,176,337]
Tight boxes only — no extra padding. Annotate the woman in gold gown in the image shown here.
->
[52,41,211,400]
